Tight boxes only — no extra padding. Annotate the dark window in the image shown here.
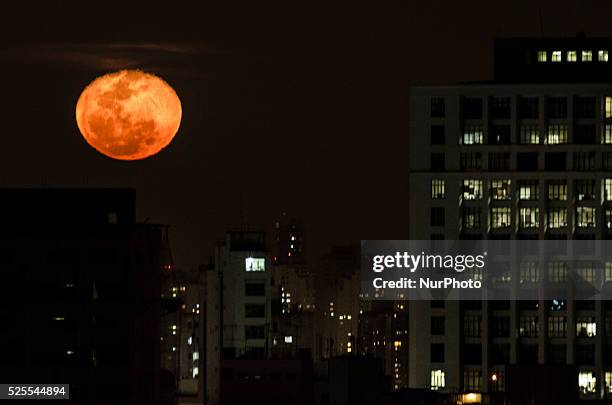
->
[464,344,482,365]
[491,97,511,119]
[575,96,596,119]
[490,125,511,145]
[431,153,445,171]
[604,152,612,170]
[430,343,444,363]
[491,343,510,364]
[245,304,265,318]
[573,152,596,171]
[431,300,445,308]
[431,125,445,144]
[574,124,597,144]
[576,179,596,201]
[545,152,567,171]
[492,316,510,338]
[464,315,482,337]
[547,97,567,119]
[245,325,265,339]
[431,98,445,118]
[548,344,566,365]
[519,97,539,119]
[463,97,483,119]
[518,344,538,364]
[431,316,445,335]
[576,345,595,365]
[460,152,482,170]
[430,207,445,227]
[245,282,265,296]
[517,153,538,171]
[489,152,511,171]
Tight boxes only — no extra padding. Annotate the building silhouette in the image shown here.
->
[0,188,171,404]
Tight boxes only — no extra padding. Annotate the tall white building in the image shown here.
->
[205,231,271,405]
[408,37,612,401]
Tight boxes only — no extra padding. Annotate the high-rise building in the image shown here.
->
[160,267,205,404]
[315,246,361,360]
[0,188,171,404]
[205,231,272,403]
[273,213,304,265]
[408,37,612,401]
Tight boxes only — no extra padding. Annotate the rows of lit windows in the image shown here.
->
[538,50,608,63]
[431,179,612,202]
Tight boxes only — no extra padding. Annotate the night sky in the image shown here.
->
[2,1,612,269]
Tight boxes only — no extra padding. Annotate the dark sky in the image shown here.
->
[2,1,612,269]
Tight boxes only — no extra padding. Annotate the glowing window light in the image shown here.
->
[537,51,547,62]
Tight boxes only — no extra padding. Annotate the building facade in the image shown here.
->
[408,38,612,401]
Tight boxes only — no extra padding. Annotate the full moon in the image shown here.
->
[76,70,182,160]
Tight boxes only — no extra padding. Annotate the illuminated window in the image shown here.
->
[284,336,293,343]
[245,257,265,272]
[520,124,540,144]
[463,180,483,200]
[462,125,484,145]
[431,179,445,199]
[431,369,445,390]
[548,181,567,201]
[567,50,577,62]
[519,315,539,337]
[546,124,568,144]
[520,262,539,283]
[548,208,567,229]
[519,180,539,200]
[491,180,511,200]
[577,317,597,337]
[490,370,505,392]
[577,262,595,283]
[461,207,481,230]
[606,97,612,118]
[491,207,511,229]
[599,50,609,62]
[520,208,539,229]
[579,372,597,394]
[604,125,612,144]
[548,262,567,282]
[552,51,562,62]
[576,207,596,228]
[605,262,612,281]
[548,316,567,337]
[582,50,593,61]
[606,372,612,393]
[537,51,547,62]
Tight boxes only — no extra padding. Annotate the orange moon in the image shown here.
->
[76,70,182,160]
